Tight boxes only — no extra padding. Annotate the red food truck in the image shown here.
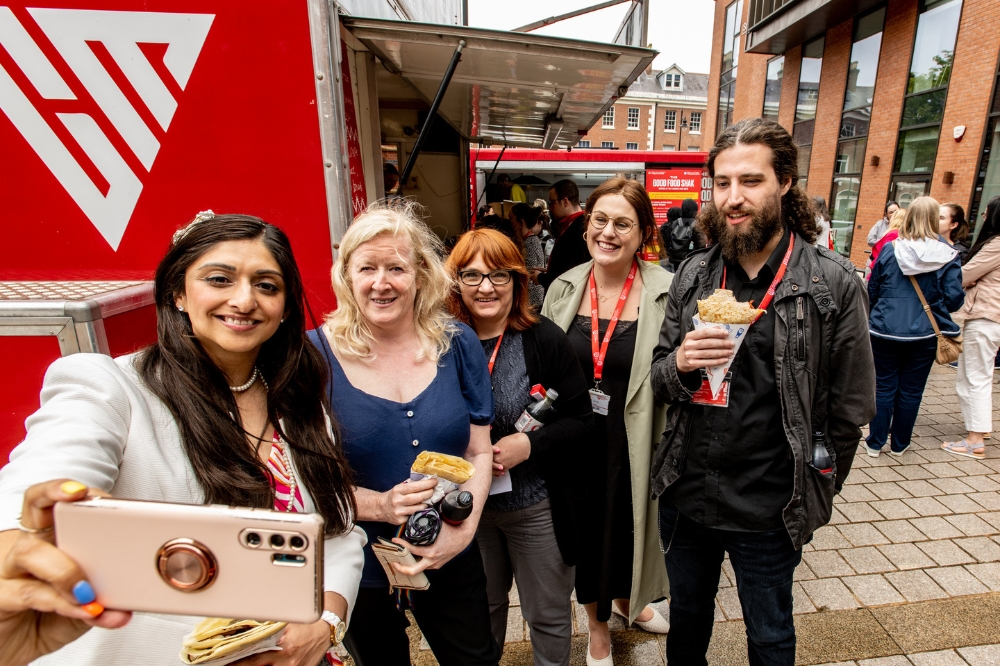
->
[470,147,709,226]
[0,0,657,462]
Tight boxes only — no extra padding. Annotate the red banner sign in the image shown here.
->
[0,1,338,311]
[645,168,704,225]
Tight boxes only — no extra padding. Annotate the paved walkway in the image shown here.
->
[341,364,1000,665]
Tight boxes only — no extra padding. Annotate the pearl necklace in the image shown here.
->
[230,367,267,392]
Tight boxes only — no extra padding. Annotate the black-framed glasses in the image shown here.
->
[588,213,637,234]
[458,270,513,286]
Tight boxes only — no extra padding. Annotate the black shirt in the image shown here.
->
[668,227,794,531]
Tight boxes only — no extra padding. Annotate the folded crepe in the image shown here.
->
[411,451,475,484]
[697,289,763,325]
[180,618,286,664]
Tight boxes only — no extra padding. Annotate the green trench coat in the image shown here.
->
[541,259,672,624]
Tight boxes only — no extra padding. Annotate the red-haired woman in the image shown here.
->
[446,229,594,666]
[542,176,671,665]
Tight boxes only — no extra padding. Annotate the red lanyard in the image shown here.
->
[721,234,795,323]
[589,259,638,383]
[487,330,505,375]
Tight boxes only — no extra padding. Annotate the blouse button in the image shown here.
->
[412,439,419,447]
[407,411,414,417]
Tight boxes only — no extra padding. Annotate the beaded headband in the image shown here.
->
[172,210,216,245]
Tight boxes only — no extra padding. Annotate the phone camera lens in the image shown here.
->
[270,534,285,548]
[246,532,261,547]
[289,536,306,550]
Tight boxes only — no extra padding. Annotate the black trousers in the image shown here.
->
[343,545,501,666]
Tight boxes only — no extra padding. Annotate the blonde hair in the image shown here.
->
[326,200,457,362]
[887,208,907,231]
[898,197,940,241]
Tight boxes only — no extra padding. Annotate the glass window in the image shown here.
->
[891,178,930,207]
[689,112,702,133]
[662,145,676,151]
[793,120,815,146]
[795,40,824,123]
[763,56,784,122]
[664,110,676,131]
[578,140,591,148]
[894,126,940,173]
[840,107,871,139]
[798,144,812,193]
[627,107,640,128]
[835,138,867,174]
[907,0,962,94]
[601,141,615,149]
[831,175,861,226]
[901,89,947,127]
[970,83,1000,229]
[843,22,883,110]
[602,108,615,128]
[626,142,638,150]
[721,0,743,74]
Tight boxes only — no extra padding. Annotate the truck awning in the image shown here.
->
[342,17,656,150]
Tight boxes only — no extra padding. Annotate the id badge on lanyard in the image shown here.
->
[588,261,638,415]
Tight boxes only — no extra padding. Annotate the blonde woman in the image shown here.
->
[866,197,964,457]
[308,201,500,665]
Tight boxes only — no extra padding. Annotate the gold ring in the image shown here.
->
[16,515,54,534]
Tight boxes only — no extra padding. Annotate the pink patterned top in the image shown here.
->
[266,431,304,513]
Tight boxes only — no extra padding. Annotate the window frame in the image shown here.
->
[626,142,639,150]
[664,110,677,132]
[627,107,641,129]
[601,141,615,149]
[689,112,702,134]
[602,107,615,128]
[577,139,591,148]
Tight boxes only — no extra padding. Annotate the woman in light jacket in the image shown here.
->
[943,196,1000,460]
[0,213,365,666]
[542,176,671,666]
[867,197,964,457]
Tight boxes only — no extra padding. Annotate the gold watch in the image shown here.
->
[321,610,346,646]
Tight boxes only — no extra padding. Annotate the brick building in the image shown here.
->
[577,65,709,153]
[704,0,1000,267]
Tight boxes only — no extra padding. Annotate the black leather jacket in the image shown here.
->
[649,237,876,548]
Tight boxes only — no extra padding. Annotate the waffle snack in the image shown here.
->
[180,618,286,664]
[411,451,475,485]
[697,289,763,324]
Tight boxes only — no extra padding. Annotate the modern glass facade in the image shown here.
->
[970,52,1000,236]
[718,0,744,138]
[830,6,885,256]
[794,37,824,193]
[763,56,784,122]
[891,0,963,205]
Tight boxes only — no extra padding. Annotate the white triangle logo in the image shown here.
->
[0,8,214,250]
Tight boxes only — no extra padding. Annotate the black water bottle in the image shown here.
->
[811,430,833,476]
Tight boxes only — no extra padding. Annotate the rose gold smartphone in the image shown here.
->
[54,498,324,623]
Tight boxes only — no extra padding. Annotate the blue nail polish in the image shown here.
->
[73,580,96,605]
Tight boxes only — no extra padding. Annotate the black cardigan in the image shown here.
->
[517,316,595,566]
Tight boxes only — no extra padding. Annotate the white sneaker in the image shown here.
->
[612,604,670,634]
[865,445,881,458]
[586,634,614,666]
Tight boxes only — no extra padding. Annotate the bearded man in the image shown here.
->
[649,118,875,666]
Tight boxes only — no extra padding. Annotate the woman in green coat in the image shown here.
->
[541,176,671,666]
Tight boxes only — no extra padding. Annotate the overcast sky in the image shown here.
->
[467,0,716,73]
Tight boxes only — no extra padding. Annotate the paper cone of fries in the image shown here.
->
[692,289,762,399]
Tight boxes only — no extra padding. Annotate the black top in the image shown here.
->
[500,316,595,565]
[669,227,794,531]
[480,331,549,512]
[540,212,591,289]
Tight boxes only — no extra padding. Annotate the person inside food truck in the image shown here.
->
[384,163,400,195]
[497,173,527,203]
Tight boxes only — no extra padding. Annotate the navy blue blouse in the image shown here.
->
[308,323,494,588]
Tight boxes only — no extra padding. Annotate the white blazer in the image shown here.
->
[0,352,366,666]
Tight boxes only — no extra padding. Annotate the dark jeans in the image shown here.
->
[866,335,937,452]
[659,504,801,666]
[343,546,501,666]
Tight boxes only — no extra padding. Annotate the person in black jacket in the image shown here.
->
[446,228,594,666]
[540,179,591,291]
[665,199,704,272]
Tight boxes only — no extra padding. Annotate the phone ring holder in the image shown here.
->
[156,538,218,591]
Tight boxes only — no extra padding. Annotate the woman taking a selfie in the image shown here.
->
[445,229,593,666]
[542,176,672,666]
[0,213,365,666]
[308,202,500,666]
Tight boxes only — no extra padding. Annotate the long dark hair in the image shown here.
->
[965,196,1000,265]
[703,118,820,244]
[138,214,356,535]
[941,203,969,244]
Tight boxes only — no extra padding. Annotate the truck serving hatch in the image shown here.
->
[341,17,656,150]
